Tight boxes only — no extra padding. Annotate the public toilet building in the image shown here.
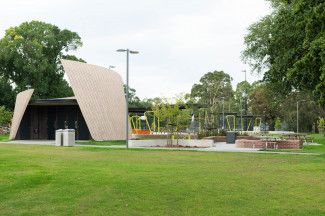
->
[10,60,127,141]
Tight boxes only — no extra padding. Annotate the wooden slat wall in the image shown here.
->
[61,60,127,141]
[9,89,34,140]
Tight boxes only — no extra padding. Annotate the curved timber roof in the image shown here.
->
[10,89,34,140]
[61,59,127,141]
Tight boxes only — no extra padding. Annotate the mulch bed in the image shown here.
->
[154,145,208,148]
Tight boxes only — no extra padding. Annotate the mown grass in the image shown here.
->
[1,144,325,215]
[76,140,126,146]
[0,133,9,142]
[268,134,325,154]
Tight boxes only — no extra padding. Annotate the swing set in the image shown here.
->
[129,111,160,134]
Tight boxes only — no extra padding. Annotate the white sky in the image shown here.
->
[0,0,271,99]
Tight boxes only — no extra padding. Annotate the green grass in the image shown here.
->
[0,133,9,142]
[267,133,325,154]
[76,140,126,146]
[1,144,325,215]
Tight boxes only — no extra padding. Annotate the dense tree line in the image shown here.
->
[242,0,325,105]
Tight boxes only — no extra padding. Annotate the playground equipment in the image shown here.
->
[195,109,265,132]
[144,111,160,133]
[226,115,236,131]
[129,111,160,134]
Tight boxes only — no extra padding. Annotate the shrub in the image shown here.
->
[0,106,13,126]
[318,117,325,135]
[274,117,281,131]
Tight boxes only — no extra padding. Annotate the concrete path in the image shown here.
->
[1,140,321,155]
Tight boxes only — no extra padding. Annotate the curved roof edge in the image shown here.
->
[61,59,127,141]
[9,89,34,140]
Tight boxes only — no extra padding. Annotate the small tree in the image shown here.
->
[0,106,13,126]
[153,99,191,146]
[318,117,325,136]
[274,117,282,131]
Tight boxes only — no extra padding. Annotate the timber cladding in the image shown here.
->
[61,60,127,141]
[10,89,34,140]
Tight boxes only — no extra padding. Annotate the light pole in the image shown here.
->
[242,70,248,131]
[240,98,243,131]
[117,49,139,148]
[296,100,306,134]
[222,97,225,130]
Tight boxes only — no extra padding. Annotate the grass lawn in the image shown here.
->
[76,140,126,146]
[268,134,325,154]
[0,133,9,142]
[1,144,325,215]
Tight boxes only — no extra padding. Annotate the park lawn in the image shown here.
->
[268,134,325,154]
[1,144,325,215]
[76,140,126,146]
[0,133,9,142]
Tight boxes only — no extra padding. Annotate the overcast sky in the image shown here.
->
[0,0,271,99]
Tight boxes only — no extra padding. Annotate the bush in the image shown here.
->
[318,117,325,135]
[274,117,281,131]
[0,106,13,126]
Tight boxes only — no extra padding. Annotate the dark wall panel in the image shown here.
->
[17,105,91,140]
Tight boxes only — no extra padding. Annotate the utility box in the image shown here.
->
[226,131,236,144]
[63,129,75,147]
[55,129,64,146]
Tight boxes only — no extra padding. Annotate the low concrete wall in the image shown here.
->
[235,139,303,149]
[129,139,214,148]
[204,136,259,143]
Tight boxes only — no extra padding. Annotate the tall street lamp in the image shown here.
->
[117,49,139,148]
[296,100,306,134]
[221,97,225,130]
[242,70,248,131]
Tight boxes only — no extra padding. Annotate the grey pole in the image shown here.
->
[242,70,248,131]
[222,97,225,130]
[240,99,243,131]
[126,49,129,148]
[296,101,299,134]
[117,49,139,149]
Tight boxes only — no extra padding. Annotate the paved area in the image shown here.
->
[3,140,55,145]
[1,140,321,155]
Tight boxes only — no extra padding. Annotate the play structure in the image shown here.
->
[194,109,265,133]
[129,111,160,134]
[129,108,266,135]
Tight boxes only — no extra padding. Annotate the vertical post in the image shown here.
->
[126,49,129,148]
[222,97,225,130]
[240,99,243,131]
[296,101,299,134]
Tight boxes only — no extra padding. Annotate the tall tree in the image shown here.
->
[242,0,325,105]
[234,81,251,113]
[190,71,234,111]
[0,21,83,99]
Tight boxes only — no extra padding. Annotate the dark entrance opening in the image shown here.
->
[16,98,91,140]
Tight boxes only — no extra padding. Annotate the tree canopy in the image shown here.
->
[242,0,325,104]
[190,71,234,111]
[0,21,83,101]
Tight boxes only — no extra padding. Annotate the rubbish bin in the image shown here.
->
[63,129,75,147]
[55,129,64,146]
[226,131,236,144]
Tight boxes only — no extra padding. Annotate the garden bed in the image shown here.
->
[129,139,214,148]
